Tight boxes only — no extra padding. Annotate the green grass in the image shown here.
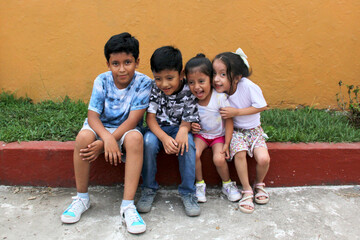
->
[262,107,360,142]
[0,91,87,142]
[1,91,359,143]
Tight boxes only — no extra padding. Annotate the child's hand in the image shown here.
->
[175,127,189,156]
[191,123,201,134]
[102,135,122,166]
[80,140,104,163]
[161,135,179,155]
[221,144,230,160]
[220,107,238,119]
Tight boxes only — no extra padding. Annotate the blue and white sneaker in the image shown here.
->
[61,196,90,223]
[120,204,146,234]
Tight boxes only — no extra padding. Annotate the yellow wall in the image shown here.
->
[1,0,359,108]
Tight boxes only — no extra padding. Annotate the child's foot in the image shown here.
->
[238,190,254,214]
[181,193,201,217]
[222,181,241,202]
[195,182,207,203]
[136,188,156,213]
[61,196,90,223]
[254,183,270,204]
[120,204,146,234]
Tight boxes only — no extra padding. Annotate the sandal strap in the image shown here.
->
[241,190,253,194]
[255,183,266,187]
[239,196,254,208]
[255,192,269,199]
[239,195,253,203]
[254,182,269,199]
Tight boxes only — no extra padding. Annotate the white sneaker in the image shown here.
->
[120,204,146,234]
[61,196,90,223]
[222,182,241,202]
[196,182,207,203]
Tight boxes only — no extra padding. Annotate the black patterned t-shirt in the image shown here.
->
[147,80,199,126]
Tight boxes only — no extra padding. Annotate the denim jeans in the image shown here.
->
[141,125,196,196]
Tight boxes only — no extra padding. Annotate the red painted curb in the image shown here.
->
[0,141,359,187]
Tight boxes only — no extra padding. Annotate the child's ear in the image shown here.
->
[106,61,110,70]
[234,75,242,84]
[135,58,140,68]
[180,70,185,80]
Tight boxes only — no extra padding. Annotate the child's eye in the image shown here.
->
[221,73,226,77]
[125,60,132,65]
[188,81,194,85]
[112,62,119,66]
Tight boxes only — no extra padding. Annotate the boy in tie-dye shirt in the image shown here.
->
[61,32,151,235]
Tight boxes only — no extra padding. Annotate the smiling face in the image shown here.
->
[153,69,183,95]
[107,52,139,89]
[187,70,212,105]
[212,59,232,94]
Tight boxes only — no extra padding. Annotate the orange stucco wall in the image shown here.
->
[1,1,359,108]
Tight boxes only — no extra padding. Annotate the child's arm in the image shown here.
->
[146,112,179,155]
[175,121,191,156]
[221,118,233,159]
[220,106,268,119]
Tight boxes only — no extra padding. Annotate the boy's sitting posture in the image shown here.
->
[137,46,201,217]
[61,32,152,235]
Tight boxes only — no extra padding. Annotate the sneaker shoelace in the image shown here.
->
[65,196,89,214]
[183,194,198,208]
[123,205,143,225]
[196,185,205,194]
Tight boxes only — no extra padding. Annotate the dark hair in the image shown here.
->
[185,53,213,82]
[213,52,251,94]
[150,46,183,74]
[104,32,139,62]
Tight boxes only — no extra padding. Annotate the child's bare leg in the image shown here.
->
[211,143,230,182]
[122,131,144,200]
[194,138,208,182]
[234,151,253,211]
[253,147,270,201]
[74,130,96,193]
[253,147,270,184]
[234,151,251,190]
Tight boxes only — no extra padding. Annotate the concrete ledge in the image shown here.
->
[0,141,359,187]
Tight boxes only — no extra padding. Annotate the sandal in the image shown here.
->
[238,190,254,214]
[254,183,269,205]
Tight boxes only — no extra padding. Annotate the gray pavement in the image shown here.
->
[1,185,360,240]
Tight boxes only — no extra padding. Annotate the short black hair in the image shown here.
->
[185,53,213,82]
[104,32,139,62]
[150,46,183,74]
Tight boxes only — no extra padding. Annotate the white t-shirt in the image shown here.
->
[198,89,230,139]
[228,77,267,129]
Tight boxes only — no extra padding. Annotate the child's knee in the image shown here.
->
[213,153,226,167]
[257,155,270,167]
[234,152,247,163]
[125,131,143,146]
[75,130,95,148]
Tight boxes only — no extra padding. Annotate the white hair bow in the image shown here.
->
[233,48,250,69]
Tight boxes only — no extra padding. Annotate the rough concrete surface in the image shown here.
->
[1,185,359,240]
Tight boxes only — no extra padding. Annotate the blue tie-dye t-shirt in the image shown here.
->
[86,71,152,128]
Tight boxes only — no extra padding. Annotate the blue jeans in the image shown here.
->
[141,125,196,196]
